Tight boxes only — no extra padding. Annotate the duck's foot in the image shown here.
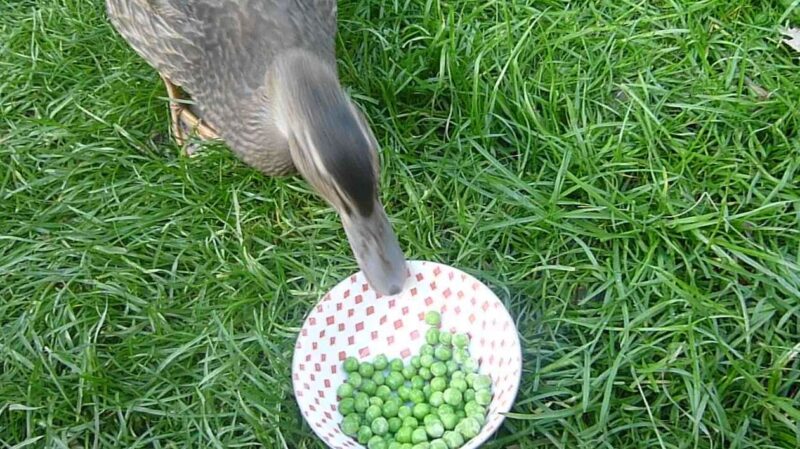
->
[160,74,220,157]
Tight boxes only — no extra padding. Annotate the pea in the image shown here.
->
[440,413,458,431]
[425,311,441,326]
[403,365,417,380]
[359,362,375,377]
[373,355,389,371]
[398,405,412,419]
[354,392,369,413]
[451,371,465,380]
[437,404,454,416]
[344,357,359,372]
[376,385,392,401]
[361,379,377,395]
[386,371,405,390]
[412,403,430,420]
[438,331,451,345]
[430,362,447,377]
[446,361,459,375]
[411,427,428,443]
[410,356,421,368]
[388,417,403,433]
[455,410,466,421]
[430,439,448,449]
[473,374,492,390]
[434,346,451,361]
[389,442,403,449]
[348,372,363,388]
[412,444,430,449]
[410,389,425,404]
[450,378,467,393]
[423,414,441,426]
[429,391,444,407]
[455,417,480,439]
[372,371,386,386]
[338,397,355,415]
[423,385,432,399]
[383,398,400,418]
[368,435,387,449]
[402,416,419,428]
[471,412,486,426]
[475,389,492,406]
[464,401,484,417]
[337,383,354,398]
[442,430,465,449]
[465,373,477,387]
[453,333,469,348]
[357,426,373,444]
[341,415,360,436]
[366,405,383,423]
[370,397,384,407]
[431,377,447,392]
[462,358,478,373]
[463,389,475,403]
[372,417,389,436]
[425,420,445,439]
[395,426,413,443]
[426,328,440,345]
[443,388,462,407]
[398,386,411,401]
[420,345,435,357]
[411,375,425,390]
[419,367,432,380]
[452,349,469,365]
[390,358,405,371]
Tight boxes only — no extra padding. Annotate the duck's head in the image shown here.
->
[272,51,408,296]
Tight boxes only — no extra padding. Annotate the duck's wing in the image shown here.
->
[108,0,338,96]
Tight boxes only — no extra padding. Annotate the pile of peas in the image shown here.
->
[336,311,493,449]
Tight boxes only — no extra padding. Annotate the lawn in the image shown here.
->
[1,0,799,448]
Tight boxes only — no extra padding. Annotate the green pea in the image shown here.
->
[366,405,383,422]
[425,420,445,439]
[361,379,377,395]
[442,430,465,449]
[450,378,467,393]
[376,385,392,401]
[357,425,373,444]
[344,357,359,372]
[465,373,477,387]
[443,388,462,406]
[354,392,369,413]
[463,389,475,403]
[473,374,492,391]
[471,412,485,426]
[395,426,413,443]
[388,417,403,433]
[420,345,435,357]
[430,377,447,392]
[383,398,400,417]
[462,358,478,373]
[429,391,444,407]
[338,397,355,415]
[368,435,387,449]
[423,385,432,399]
[412,427,429,443]
[453,333,469,348]
[385,371,405,390]
[371,417,389,436]
[452,349,469,365]
[403,365,417,380]
[423,414,442,426]
[410,356,421,368]
[438,331,451,345]
[419,367,432,380]
[337,382,354,398]
[359,362,375,377]
[398,386,411,401]
[475,389,492,406]
[398,405,412,419]
[403,444,415,449]
[464,401,486,418]
[430,439,448,449]
[411,444,430,449]
[437,404,454,416]
[402,416,419,428]
[390,358,405,371]
[455,410,466,421]
[341,415,360,436]
[446,361,459,375]
[455,417,480,439]
[434,346,451,361]
[370,396,384,407]
[373,355,389,371]
[389,442,403,449]
[426,328,440,345]
[372,371,386,386]
[348,372,363,388]
[411,375,425,390]
[425,311,441,326]
[430,362,447,377]
[440,413,458,431]
[410,389,425,404]
[412,403,431,420]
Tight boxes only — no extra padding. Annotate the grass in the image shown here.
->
[1,0,799,447]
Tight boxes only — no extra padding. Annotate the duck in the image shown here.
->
[106,0,407,295]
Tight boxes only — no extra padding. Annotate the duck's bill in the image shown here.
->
[341,202,408,296]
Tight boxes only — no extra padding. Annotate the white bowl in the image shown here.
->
[292,260,522,448]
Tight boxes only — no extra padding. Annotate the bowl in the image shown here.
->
[292,260,522,449]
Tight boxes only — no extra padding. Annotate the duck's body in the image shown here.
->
[106,0,407,295]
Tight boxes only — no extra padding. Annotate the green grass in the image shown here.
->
[2,0,799,448]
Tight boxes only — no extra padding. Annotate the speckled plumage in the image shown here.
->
[106,0,337,175]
